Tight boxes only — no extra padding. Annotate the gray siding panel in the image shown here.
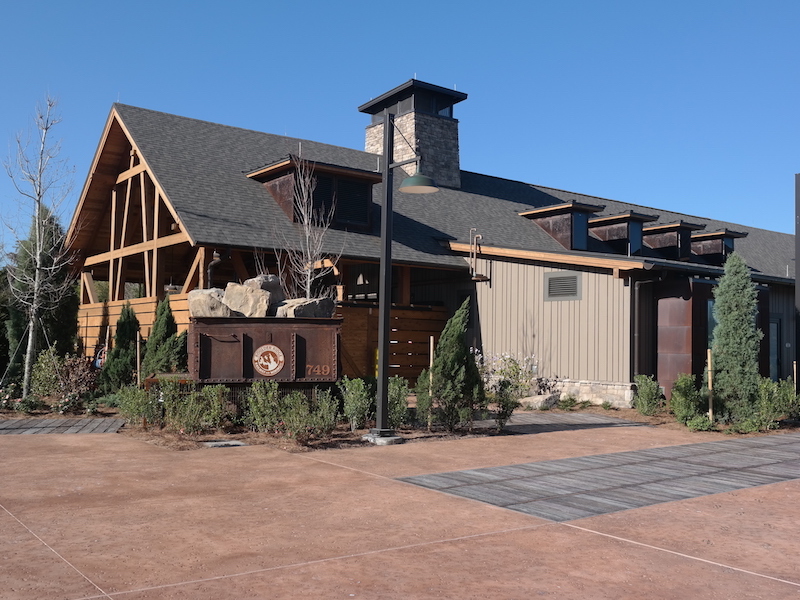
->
[474,257,631,383]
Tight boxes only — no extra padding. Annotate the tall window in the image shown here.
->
[313,175,371,228]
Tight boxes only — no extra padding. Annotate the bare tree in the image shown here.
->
[275,155,341,299]
[3,96,75,397]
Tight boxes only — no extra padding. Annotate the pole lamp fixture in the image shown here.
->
[372,109,439,438]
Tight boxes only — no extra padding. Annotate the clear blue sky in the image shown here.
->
[1,0,797,256]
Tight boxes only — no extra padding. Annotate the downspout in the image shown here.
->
[206,251,222,289]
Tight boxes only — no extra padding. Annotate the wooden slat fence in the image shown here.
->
[78,297,449,383]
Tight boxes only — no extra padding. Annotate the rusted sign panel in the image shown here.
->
[188,317,340,384]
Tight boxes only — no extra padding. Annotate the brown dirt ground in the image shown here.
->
[4,402,798,452]
[117,403,800,452]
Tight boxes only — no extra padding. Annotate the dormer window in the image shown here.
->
[313,174,372,228]
[248,156,380,230]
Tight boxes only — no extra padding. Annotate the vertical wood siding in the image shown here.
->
[769,284,796,379]
[473,257,631,382]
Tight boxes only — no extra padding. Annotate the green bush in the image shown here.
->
[98,303,140,394]
[339,376,374,431]
[388,376,410,429]
[671,373,702,424]
[414,369,434,429]
[245,380,282,432]
[30,348,62,397]
[710,253,762,422]
[430,298,485,431]
[117,385,162,426]
[162,382,231,434]
[16,395,47,413]
[557,395,578,411]
[282,391,313,442]
[686,414,715,431]
[634,374,663,416]
[494,379,521,431]
[312,388,339,437]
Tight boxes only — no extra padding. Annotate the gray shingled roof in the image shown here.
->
[113,104,794,282]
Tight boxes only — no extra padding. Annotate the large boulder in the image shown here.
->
[223,282,271,318]
[244,274,285,304]
[188,288,242,318]
[275,297,335,318]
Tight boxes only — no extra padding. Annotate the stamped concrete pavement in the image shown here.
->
[1,417,799,599]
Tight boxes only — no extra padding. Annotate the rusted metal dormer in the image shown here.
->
[519,201,604,251]
[588,211,658,256]
[690,228,747,263]
[643,220,706,261]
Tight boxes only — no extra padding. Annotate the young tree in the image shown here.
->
[141,296,187,377]
[98,303,140,394]
[430,297,485,431]
[711,251,763,421]
[3,97,76,397]
[276,155,341,299]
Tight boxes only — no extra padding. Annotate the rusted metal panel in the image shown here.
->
[188,317,340,384]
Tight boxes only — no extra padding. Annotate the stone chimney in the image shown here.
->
[358,80,467,189]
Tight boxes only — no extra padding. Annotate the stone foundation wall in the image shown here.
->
[520,379,635,409]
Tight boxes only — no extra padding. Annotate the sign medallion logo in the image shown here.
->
[253,344,285,377]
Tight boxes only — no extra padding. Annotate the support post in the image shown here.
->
[372,109,395,437]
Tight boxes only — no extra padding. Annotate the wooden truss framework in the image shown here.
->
[79,150,194,304]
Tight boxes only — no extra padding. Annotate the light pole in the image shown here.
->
[370,109,439,440]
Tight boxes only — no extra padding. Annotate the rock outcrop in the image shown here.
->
[187,288,243,318]
[187,276,334,320]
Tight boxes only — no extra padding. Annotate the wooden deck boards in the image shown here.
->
[399,429,800,522]
[0,418,125,435]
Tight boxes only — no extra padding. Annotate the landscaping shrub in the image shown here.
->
[339,376,374,431]
[281,390,313,442]
[52,391,86,415]
[475,352,533,430]
[141,297,188,376]
[430,298,485,431]
[118,385,162,427]
[686,414,715,431]
[388,375,410,429]
[98,303,140,393]
[710,252,762,423]
[245,380,282,432]
[312,387,339,437]
[634,374,663,416]
[161,382,231,434]
[414,369,434,429]
[493,378,521,431]
[557,395,578,411]
[30,347,62,397]
[670,373,702,424]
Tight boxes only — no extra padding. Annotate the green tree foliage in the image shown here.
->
[670,373,703,424]
[711,252,763,421]
[633,374,662,416]
[430,297,485,431]
[3,210,78,387]
[0,267,12,381]
[4,98,76,397]
[98,303,140,393]
[141,297,187,376]
[339,375,374,431]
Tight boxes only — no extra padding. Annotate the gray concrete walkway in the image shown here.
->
[400,431,800,521]
[0,417,126,434]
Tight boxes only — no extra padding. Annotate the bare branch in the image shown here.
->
[274,155,343,299]
[3,96,76,396]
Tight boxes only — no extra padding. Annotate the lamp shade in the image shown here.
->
[399,171,439,194]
